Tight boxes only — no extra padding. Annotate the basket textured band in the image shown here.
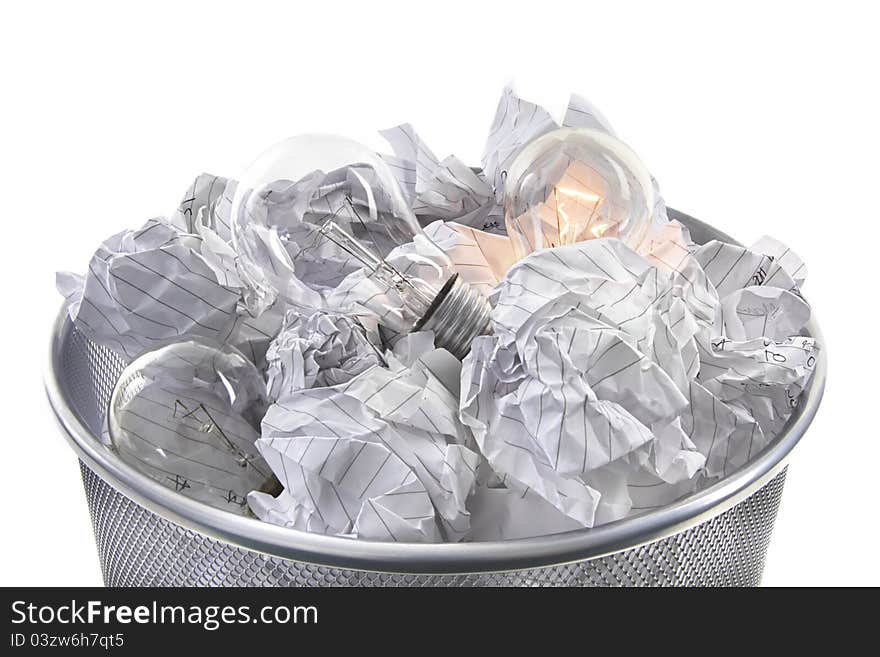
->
[80,461,787,586]
[47,211,826,587]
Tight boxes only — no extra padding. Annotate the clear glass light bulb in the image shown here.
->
[231,133,491,359]
[503,127,655,259]
[107,337,278,515]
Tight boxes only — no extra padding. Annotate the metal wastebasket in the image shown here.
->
[45,210,826,586]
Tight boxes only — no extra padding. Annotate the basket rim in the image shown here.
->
[44,210,827,574]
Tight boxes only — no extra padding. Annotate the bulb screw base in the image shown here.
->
[416,274,492,360]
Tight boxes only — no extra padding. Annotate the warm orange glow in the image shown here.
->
[555,186,602,203]
[557,202,572,242]
[590,223,609,238]
[552,184,605,245]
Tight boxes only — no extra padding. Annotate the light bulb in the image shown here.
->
[231,133,491,359]
[107,337,278,515]
[503,127,655,259]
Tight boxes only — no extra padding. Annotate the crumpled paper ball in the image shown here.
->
[56,217,242,360]
[689,238,818,473]
[249,334,481,543]
[265,309,382,401]
[461,237,710,529]
[459,227,818,535]
[57,176,288,366]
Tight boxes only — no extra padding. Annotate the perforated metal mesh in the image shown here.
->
[63,323,788,587]
[78,463,785,587]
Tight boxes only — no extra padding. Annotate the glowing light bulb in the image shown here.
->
[107,337,278,515]
[231,134,491,359]
[503,127,655,259]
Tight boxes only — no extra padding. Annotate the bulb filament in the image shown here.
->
[552,184,605,247]
[318,198,437,311]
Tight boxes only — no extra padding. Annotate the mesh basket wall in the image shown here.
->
[80,463,787,587]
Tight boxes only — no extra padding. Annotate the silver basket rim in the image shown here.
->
[44,210,827,574]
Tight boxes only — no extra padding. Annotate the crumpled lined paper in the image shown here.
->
[249,335,481,542]
[57,86,819,543]
[461,238,704,529]
[56,217,242,359]
[459,230,816,534]
[56,177,286,367]
[380,124,503,233]
[170,173,237,243]
[265,309,381,401]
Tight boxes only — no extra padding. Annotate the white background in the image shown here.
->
[1,1,876,586]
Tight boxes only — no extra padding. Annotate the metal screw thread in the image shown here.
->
[420,275,492,360]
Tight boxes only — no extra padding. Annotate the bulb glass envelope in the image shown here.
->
[503,128,655,259]
[230,134,457,333]
[107,336,273,515]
